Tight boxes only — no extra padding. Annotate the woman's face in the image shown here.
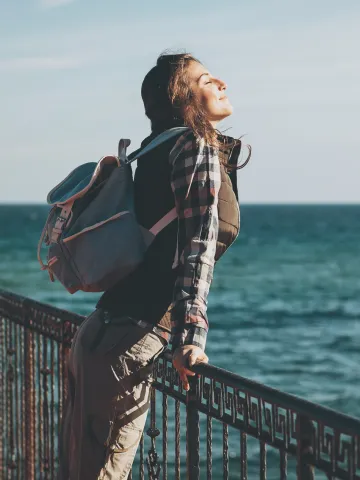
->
[187,61,233,126]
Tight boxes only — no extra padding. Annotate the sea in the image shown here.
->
[1,204,359,479]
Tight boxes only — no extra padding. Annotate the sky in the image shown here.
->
[0,0,359,204]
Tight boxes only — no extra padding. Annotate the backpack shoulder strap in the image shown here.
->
[125,127,188,164]
[149,207,177,235]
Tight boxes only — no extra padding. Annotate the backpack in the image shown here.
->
[37,127,188,294]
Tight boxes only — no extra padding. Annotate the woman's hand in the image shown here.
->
[172,345,209,391]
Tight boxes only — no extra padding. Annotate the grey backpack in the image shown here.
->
[37,127,188,294]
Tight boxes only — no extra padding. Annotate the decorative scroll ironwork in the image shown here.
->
[153,346,360,479]
[146,388,161,479]
[1,289,360,480]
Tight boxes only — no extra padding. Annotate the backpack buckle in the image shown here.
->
[50,203,74,243]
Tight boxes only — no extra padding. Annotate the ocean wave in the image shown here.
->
[209,298,360,322]
[257,299,360,319]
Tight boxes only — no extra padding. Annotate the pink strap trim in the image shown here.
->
[150,207,177,236]
[63,211,130,243]
[37,206,56,272]
[50,200,74,243]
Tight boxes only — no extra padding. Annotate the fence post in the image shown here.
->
[186,374,200,480]
[296,414,315,480]
[24,304,35,480]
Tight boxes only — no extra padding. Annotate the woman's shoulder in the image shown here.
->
[170,129,221,165]
[173,128,197,146]
[176,129,239,151]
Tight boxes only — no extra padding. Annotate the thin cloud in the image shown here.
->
[40,0,75,8]
[0,56,84,71]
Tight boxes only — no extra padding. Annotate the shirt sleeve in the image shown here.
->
[169,131,221,352]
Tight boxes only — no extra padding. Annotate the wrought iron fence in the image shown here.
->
[0,289,359,480]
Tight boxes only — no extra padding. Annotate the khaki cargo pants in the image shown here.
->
[57,308,168,480]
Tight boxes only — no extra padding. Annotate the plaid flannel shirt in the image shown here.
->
[169,131,222,352]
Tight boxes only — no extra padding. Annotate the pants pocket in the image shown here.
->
[135,332,167,383]
[90,317,132,355]
[131,331,167,366]
[90,407,148,478]
[111,423,142,453]
[89,416,142,452]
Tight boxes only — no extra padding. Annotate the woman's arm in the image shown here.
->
[169,131,221,352]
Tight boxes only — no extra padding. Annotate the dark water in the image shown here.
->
[1,204,360,478]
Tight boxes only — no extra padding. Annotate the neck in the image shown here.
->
[210,120,219,128]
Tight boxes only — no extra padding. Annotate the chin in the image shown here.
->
[221,105,233,119]
[209,105,233,124]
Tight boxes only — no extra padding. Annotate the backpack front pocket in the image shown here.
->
[47,242,83,293]
[62,211,155,292]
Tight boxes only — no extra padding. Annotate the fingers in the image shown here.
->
[172,345,209,391]
[180,371,190,391]
[177,367,195,391]
[188,352,209,367]
[183,353,208,390]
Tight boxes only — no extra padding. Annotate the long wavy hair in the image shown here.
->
[141,52,251,169]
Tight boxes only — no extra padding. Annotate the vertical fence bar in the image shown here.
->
[37,331,43,477]
[207,416,212,480]
[4,318,10,480]
[9,320,15,478]
[223,423,229,480]
[2,327,5,473]
[175,399,181,480]
[187,376,200,480]
[162,393,168,480]
[61,342,69,477]
[22,324,26,479]
[24,316,35,480]
[0,317,4,480]
[260,440,267,480]
[0,317,5,480]
[58,340,63,468]
[42,335,50,478]
[2,318,6,480]
[240,431,247,480]
[280,450,288,480]
[146,387,160,479]
[17,323,24,479]
[50,340,55,478]
[14,322,20,477]
[61,345,68,420]
[7,319,16,477]
[280,408,290,480]
[296,414,315,480]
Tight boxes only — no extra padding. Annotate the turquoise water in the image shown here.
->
[1,204,360,478]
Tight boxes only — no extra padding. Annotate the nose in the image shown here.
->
[217,78,227,91]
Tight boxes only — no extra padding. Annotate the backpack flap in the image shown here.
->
[47,156,120,206]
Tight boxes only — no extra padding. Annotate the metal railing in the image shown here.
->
[0,289,359,479]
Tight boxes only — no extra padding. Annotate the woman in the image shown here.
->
[58,52,250,479]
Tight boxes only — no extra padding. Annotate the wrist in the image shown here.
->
[170,326,207,352]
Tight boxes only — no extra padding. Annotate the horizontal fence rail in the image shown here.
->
[0,289,359,479]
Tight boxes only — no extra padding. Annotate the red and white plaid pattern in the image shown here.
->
[169,131,222,352]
